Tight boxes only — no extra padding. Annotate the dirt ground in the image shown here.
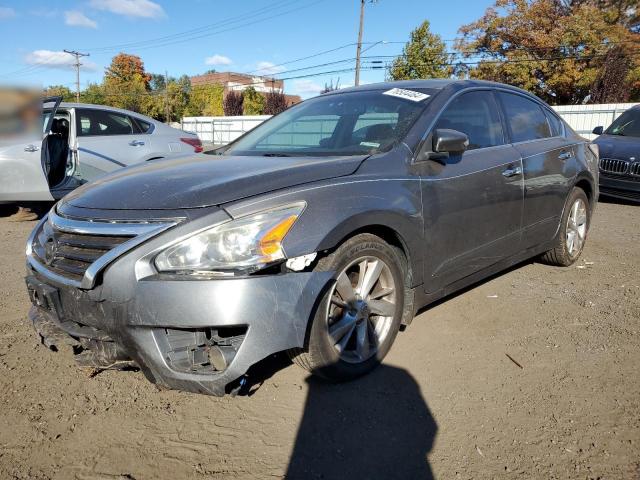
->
[0,199,638,480]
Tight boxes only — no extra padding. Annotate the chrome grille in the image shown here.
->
[599,158,630,175]
[32,221,133,281]
[27,210,175,288]
[630,162,640,177]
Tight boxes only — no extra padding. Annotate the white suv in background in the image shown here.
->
[0,97,203,202]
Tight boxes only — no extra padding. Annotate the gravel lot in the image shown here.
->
[0,199,638,479]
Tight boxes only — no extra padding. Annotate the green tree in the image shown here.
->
[44,85,75,101]
[389,20,453,81]
[79,83,106,105]
[242,87,265,115]
[184,84,224,116]
[455,0,640,104]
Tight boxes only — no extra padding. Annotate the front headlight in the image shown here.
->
[155,203,305,274]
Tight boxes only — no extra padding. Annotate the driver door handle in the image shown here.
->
[24,144,39,152]
[502,165,523,178]
[558,151,573,161]
[128,140,145,146]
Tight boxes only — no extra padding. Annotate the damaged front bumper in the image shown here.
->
[25,208,330,396]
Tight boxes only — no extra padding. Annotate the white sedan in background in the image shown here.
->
[0,96,203,202]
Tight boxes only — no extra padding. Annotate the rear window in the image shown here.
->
[499,92,551,143]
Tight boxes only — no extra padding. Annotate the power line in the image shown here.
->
[86,0,325,54]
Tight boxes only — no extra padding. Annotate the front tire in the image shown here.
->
[541,187,590,266]
[288,234,406,381]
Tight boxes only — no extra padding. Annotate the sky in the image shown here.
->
[0,0,495,99]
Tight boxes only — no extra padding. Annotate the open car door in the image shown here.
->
[0,94,61,202]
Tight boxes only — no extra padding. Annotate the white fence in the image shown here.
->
[552,103,637,140]
[181,103,638,145]
[180,115,270,145]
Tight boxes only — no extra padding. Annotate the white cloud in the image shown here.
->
[205,54,232,66]
[255,61,286,76]
[25,50,97,71]
[0,6,16,19]
[65,10,98,28]
[292,79,323,96]
[89,0,165,19]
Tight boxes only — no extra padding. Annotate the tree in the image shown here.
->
[223,90,244,116]
[455,0,640,104]
[389,20,453,81]
[264,90,288,115]
[79,83,106,105]
[43,85,74,101]
[102,53,151,112]
[184,84,224,116]
[242,87,265,115]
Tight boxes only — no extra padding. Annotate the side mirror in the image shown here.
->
[433,129,469,154]
[592,126,604,135]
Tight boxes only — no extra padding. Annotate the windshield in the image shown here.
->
[604,109,640,137]
[225,89,432,157]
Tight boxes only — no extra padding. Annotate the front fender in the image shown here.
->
[224,176,425,287]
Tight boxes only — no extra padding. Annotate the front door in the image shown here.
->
[0,96,61,202]
[420,90,524,293]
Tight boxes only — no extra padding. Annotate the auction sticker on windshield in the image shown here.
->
[382,88,430,102]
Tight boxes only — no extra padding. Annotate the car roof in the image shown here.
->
[325,78,542,102]
[55,102,158,123]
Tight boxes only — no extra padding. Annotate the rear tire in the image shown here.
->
[541,187,590,266]
[288,234,406,381]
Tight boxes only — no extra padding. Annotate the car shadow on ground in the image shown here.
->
[285,365,436,480]
[0,202,53,220]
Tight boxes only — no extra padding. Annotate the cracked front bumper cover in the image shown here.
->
[26,267,332,396]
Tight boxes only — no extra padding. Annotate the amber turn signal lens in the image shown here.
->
[259,215,298,257]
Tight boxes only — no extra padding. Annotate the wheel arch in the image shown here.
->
[312,212,421,287]
[573,173,595,207]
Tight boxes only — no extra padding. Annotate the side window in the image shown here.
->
[499,92,551,142]
[545,110,563,137]
[132,117,152,133]
[76,109,136,136]
[434,91,504,150]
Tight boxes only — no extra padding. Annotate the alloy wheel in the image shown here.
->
[566,198,587,257]
[325,256,397,364]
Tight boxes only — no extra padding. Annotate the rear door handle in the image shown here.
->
[128,140,145,146]
[558,151,573,160]
[502,166,523,178]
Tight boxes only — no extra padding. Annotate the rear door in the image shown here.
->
[497,92,576,249]
[75,108,153,180]
[420,90,524,293]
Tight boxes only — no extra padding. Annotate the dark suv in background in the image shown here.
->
[593,104,640,203]
[25,80,598,396]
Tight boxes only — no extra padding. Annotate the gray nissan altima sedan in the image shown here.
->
[25,79,599,395]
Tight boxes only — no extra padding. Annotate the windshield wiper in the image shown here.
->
[261,153,292,157]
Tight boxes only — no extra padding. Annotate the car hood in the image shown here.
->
[63,154,367,210]
[593,134,640,161]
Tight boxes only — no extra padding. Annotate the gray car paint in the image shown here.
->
[25,79,598,395]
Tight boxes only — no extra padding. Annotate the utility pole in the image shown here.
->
[164,70,170,123]
[354,0,365,86]
[64,50,89,102]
